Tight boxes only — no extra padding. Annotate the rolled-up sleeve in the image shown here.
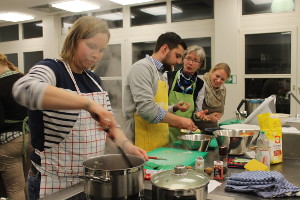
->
[128,63,166,124]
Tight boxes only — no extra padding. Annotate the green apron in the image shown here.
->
[168,70,196,144]
[4,116,30,163]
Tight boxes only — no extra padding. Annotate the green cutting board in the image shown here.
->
[145,147,208,170]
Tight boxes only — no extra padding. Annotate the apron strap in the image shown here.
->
[63,62,104,94]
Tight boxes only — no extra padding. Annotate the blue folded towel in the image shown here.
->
[225,171,300,198]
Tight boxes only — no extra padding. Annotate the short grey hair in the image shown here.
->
[184,45,206,70]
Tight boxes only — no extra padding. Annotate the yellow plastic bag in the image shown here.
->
[257,113,283,164]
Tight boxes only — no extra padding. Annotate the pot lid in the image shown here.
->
[150,165,210,190]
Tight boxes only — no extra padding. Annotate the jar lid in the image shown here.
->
[150,165,210,190]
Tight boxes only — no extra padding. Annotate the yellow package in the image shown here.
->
[244,159,269,171]
[257,113,283,164]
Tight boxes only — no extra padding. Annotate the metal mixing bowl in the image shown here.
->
[178,134,212,152]
[213,129,258,155]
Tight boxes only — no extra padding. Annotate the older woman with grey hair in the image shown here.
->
[167,45,208,143]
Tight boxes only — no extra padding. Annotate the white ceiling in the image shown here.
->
[0,0,125,25]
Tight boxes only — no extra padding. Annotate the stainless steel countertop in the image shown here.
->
[41,148,300,200]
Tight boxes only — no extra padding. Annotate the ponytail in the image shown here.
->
[0,53,22,73]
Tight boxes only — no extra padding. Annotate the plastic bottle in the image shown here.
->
[255,131,270,169]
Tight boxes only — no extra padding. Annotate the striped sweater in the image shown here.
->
[13,58,109,163]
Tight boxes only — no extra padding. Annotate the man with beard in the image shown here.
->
[123,32,198,151]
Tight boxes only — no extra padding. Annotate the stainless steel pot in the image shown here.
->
[151,165,210,200]
[237,98,264,118]
[82,154,145,200]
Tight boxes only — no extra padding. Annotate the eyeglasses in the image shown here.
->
[184,57,201,64]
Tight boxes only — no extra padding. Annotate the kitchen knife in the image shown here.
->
[148,156,167,160]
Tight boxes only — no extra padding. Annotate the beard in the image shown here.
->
[161,52,173,72]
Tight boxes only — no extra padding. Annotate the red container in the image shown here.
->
[213,160,224,180]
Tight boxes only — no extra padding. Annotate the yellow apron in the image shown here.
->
[134,66,169,152]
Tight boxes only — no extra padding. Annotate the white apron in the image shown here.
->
[34,63,110,198]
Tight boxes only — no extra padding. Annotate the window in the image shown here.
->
[93,8,123,29]
[171,0,214,22]
[23,51,43,73]
[61,14,87,33]
[93,44,122,110]
[23,21,43,39]
[5,53,18,67]
[245,78,290,114]
[131,2,166,26]
[94,44,121,77]
[0,24,19,42]
[242,0,294,15]
[245,32,291,74]
[244,32,292,114]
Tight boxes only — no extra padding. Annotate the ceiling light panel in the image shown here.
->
[251,0,273,4]
[96,12,123,21]
[52,0,100,12]
[109,0,154,5]
[0,12,34,22]
[140,5,182,16]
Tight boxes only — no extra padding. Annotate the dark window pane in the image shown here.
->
[23,51,43,73]
[245,32,291,74]
[131,2,166,26]
[101,80,122,109]
[61,14,87,29]
[132,37,211,75]
[94,44,121,77]
[5,53,18,67]
[23,21,43,39]
[132,42,154,64]
[0,24,19,42]
[171,0,213,22]
[242,0,294,15]
[93,8,123,29]
[245,78,290,114]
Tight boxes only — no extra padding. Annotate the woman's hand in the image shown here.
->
[173,102,191,112]
[107,127,149,161]
[195,110,210,121]
[207,112,222,122]
[85,99,117,131]
[123,141,149,161]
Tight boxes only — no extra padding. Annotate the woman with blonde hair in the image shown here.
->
[0,53,31,200]
[13,16,148,199]
[195,63,231,130]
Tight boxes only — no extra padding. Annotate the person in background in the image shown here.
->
[0,53,32,200]
[195,63,231,130]
[13,16,148,199]
[167,45,209,143]
[123,32,198,152]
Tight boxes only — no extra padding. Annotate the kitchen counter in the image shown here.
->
[41,148,300,200]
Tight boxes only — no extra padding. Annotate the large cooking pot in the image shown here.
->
[82,154,145,200]
[237,98,264,118]
[151,165,210,200]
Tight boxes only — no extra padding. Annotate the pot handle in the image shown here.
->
[237,99,247,118]
[79,174,112,184]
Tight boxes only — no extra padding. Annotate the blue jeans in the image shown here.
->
[28,169,40,200]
